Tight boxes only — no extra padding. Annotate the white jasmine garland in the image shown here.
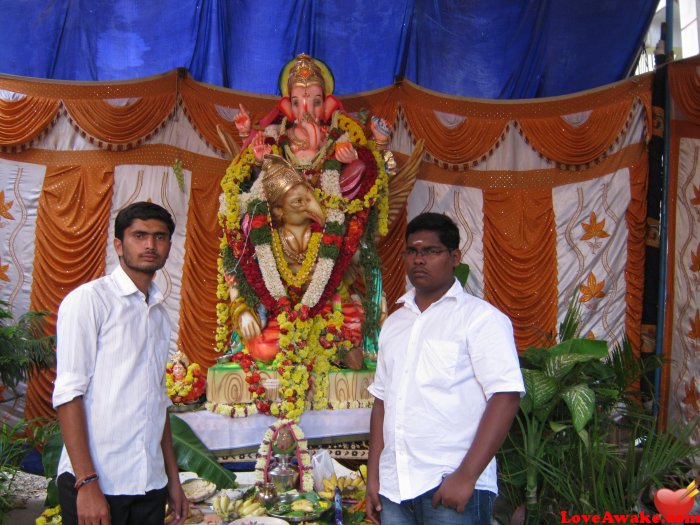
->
[301,257,336,307]
[320,169,342,196]
[325,207,345,225]
[256,244,286,299]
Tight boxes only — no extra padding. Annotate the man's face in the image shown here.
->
[290,84,324,122]
[114,218,171,276]
[404,230,459,297]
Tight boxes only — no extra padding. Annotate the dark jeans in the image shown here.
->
[57,472,168,525]
[379,485,496,525]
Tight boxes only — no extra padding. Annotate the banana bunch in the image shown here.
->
[318,471,366,499]
[212,494,266,520]
[212,493,235,520]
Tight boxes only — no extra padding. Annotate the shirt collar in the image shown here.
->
[110,265,164,305]
[397,277,463,312]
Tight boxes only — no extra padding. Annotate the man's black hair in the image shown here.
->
[405,212,459,251]
[114,202,175,241]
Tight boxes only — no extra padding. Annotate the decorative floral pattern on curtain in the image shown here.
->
[662,56,700,438]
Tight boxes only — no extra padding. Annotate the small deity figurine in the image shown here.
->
[216,53,422,420]
[165,350,206,405]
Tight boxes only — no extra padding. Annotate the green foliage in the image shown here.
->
[0,420,32,522]
[496,299,699,524]
[0,419,56,523]
[0,300,55,393]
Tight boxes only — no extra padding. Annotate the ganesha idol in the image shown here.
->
[214,54,418,420]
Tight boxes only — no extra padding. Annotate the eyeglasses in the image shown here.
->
[401,247,450,259]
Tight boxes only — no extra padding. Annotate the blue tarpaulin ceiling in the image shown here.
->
[0,0,658,99]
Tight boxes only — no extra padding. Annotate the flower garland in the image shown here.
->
[255,419,314,492]
[271,229,321,288]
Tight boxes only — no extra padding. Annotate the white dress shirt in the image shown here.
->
[368,279,525,503]
[53,265,172,495]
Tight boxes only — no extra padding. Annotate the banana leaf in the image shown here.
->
[170,414,237,489]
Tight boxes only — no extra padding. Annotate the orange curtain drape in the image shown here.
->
[482,188,558,349]
[0,96,61,147]
[177,164,223,369]
[669,61,700,121]
[378,208,408,313]
[64,94,176,147]
[518,99,634,166]
[624,156,648,356]
[26,164,113,422]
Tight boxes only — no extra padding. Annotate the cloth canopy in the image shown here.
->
[0,0,657,99]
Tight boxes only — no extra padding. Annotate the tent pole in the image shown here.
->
[653,0,673,419]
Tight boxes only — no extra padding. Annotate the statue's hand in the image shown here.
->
[335,141,358,164]
[234,104,252,136]
[239,311,262,340]
[370,116,392,145]
[251,133,271,163]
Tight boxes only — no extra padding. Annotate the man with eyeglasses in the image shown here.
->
[366,212,524,525]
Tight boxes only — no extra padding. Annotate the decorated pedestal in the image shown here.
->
[206,362,374,416]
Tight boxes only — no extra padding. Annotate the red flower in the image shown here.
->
[250,215,268,230]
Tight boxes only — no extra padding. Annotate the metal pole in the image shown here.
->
[653,1,673,418]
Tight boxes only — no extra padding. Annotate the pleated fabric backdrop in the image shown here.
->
[0,62,694,435]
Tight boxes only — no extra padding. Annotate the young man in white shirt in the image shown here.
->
[366,212,525,525]
[53,202,187,525]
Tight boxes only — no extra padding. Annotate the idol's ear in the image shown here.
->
[323,95,341,121]
[278,97,294,121]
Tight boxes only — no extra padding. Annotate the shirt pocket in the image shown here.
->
[415,339,460,389]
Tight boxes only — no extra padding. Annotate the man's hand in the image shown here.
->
[76,481,111,525]
[365,478,382,525]
[165,481,189,525]
[431,471,475,513]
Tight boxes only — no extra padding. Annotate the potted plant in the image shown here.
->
[496,299,700,524]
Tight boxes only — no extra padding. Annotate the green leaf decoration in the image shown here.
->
[548,338,608,358]
[173,159,185,193]
[41,428,64,507]
[522,369,557,410]
[548,421,568,433]
[170,414,237,489]
[454,263,470,287]
[561,384,595,432]
[545,353,600,381]
[577,428,590,449]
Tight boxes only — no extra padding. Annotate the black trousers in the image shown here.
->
[57,472,168,525]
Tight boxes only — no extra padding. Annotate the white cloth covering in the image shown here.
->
[53,265,172,495]
[368,279,525,503]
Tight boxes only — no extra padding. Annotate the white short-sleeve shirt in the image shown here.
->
[368,279,525,503]
[53,265,172,495]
